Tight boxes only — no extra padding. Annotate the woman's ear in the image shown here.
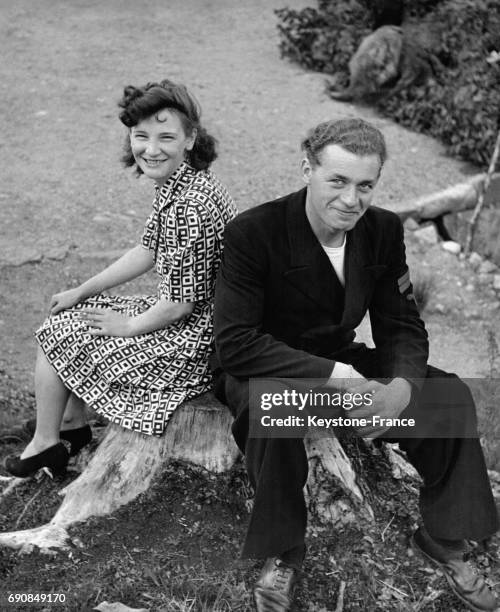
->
[186,128,197,152]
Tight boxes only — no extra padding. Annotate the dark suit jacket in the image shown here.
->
[214,187,429,388]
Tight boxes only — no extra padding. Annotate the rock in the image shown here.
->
[44,247,69,261]
[464,310,480,319]
[413,225,439,245]
[479,260,498,275]
[493,275,500,291]
[441,240,461,255]
[434,303,446,314]
[478,274,492,285]
[465,284,474,292]
[0,247,43,267]
[404,218,420,231]
[92,214,111,224]
[94,603,148,612]
[468,252,482,270]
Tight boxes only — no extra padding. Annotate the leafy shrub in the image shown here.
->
[276,0,500,166]
[275,0,371,84]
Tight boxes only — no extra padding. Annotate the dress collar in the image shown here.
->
[154,161,197,208]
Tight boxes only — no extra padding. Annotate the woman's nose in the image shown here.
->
[145,140,160,156]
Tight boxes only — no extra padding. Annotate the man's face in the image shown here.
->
[302,144,382,243]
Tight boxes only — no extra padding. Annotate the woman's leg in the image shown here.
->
[61,394,87,431]
[20,347,70,459]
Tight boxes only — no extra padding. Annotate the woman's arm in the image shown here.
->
[80,297,194,337]
[50,245,154,314]
[78,244,155,297]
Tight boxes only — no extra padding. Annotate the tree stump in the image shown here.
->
[0,393,239,553]
[0,393,418,554]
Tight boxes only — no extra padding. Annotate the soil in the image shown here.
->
[0,1,499,611]
[1,0,498,390]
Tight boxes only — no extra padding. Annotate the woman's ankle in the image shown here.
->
[60,419,87,431]
[20,436,60,459]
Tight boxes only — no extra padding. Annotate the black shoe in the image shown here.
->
[23,419,92,457]
[60,425,93,457]
[4,443,69,478]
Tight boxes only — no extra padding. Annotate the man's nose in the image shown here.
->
[340,185,357,207]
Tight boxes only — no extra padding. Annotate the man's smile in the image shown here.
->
[330,207,359,216]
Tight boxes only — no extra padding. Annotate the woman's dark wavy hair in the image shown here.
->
[118,79,217,173]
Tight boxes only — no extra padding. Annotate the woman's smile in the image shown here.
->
[142,157,168,166]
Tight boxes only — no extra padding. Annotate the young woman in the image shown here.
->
[5,79,237,477]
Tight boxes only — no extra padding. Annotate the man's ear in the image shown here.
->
[301,157,313,184]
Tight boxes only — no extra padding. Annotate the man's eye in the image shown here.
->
[330,179,345,186]
[359,184,373,193]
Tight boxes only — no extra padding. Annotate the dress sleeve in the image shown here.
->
[158,199,217,303]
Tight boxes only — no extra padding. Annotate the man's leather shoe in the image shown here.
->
[412,526,498,612]
[254,557,297,612]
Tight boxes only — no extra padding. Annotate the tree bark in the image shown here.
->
[0,393,239,553]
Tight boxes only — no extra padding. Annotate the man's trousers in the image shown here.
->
[214,355,499,560]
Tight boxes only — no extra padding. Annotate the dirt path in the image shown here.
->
[0,0,498,392]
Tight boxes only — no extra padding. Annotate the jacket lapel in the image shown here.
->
[283,189,345,314]
[341,215,382,326]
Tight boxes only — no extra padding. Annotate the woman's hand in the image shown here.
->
[50,288,84,315]
[79,308,133,337]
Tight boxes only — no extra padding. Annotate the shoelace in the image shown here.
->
[272,561,295,590]
[446,554,486,592]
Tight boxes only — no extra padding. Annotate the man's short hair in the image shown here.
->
[301,118,387,168]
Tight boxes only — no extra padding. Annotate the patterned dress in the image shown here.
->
[36,162,237,436]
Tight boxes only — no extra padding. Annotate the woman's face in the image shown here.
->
[129,109,196,185]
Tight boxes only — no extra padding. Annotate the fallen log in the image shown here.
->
[389,173,500,222]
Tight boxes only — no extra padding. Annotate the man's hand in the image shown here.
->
[325,362,366,391]
[345,377,412,437]
[80,308,134,337]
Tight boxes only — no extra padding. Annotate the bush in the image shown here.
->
[275,0,371,83]
[276,0,500,166]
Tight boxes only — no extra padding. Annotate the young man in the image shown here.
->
[213,118,498,612]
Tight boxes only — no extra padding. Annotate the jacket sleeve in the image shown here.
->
[214,220,335,380]
[368,217,429,388]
